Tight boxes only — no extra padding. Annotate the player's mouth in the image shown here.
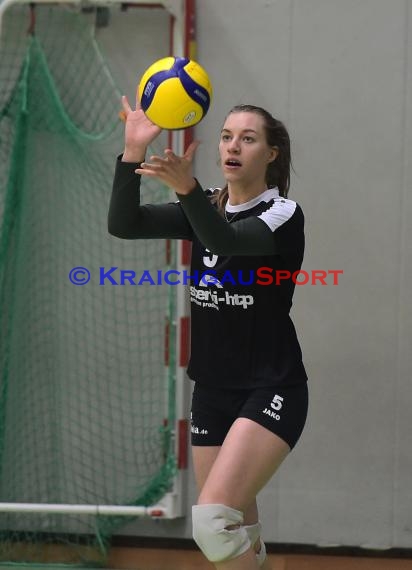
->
[224,159,242,170]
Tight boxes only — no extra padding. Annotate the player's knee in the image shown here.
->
[192,503,251,563]
[244,522,267,567]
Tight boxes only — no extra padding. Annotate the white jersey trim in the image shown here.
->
[225,187,280,214]
[258,197,297,232]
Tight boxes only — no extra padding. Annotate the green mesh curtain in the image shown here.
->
[0,4,177,566]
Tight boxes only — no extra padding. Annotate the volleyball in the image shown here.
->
[137,56,212,130]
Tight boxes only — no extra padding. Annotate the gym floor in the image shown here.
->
[107,546,412,570]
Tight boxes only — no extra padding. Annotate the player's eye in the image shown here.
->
[243,136,254,143]
[221,134,231,142]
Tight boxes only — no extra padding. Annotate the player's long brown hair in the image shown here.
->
[212,104,291,213]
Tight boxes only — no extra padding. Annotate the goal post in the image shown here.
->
[0,0,185,33]
[0,0,195,565]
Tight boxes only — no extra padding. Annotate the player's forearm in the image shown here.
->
[108,156,193,240]
[108,157,144,238]
[121,144,146,163]
[176,184,277,256]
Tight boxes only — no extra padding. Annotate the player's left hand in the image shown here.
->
[135,141,200,195]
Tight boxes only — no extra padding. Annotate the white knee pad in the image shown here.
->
[192,504,251,563]
[244,522,267,567]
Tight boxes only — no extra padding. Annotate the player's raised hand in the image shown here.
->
[120,95,162,162]
[135,141,200,195]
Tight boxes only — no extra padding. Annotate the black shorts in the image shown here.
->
[190,382,308,450]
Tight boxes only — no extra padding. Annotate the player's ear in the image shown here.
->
[268,146,279,163]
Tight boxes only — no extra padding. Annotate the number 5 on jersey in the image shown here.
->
[203,249,218,268]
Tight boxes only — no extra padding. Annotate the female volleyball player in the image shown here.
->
[108,96,308,570]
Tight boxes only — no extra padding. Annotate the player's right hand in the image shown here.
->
[120,95,162,162]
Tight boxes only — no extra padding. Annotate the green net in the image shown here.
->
[0,4,177,566]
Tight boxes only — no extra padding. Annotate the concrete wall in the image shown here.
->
[99,0,412,549]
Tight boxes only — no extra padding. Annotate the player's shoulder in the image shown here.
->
[272,196,304,218]
[259,189,304,231]
[266,188,304,214]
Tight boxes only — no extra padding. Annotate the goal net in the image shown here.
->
[0,1,186,566]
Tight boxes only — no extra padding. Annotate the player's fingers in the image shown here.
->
[184,140,201,161]
[119,96,131,122]
[149,154,167,164]
[121,95,132,114]
[163,148,177,162]
[136,160,170,176]
[163,143,199,162]
[135,167,157,176]
[136,163,158,173]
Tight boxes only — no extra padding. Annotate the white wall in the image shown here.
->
[98,0,412,548]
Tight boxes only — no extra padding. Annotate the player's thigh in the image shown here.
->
[190,381,234,491]
[197,417,290,512]
[192,445,220,492]
[192,444,260,525]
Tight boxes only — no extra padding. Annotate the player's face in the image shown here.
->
[219,112,277,185]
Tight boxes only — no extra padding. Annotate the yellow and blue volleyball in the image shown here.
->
[137,56,212,130]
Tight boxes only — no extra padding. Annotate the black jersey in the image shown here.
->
[109,157,307,389]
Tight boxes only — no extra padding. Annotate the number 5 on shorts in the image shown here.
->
[270,394,284,411]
